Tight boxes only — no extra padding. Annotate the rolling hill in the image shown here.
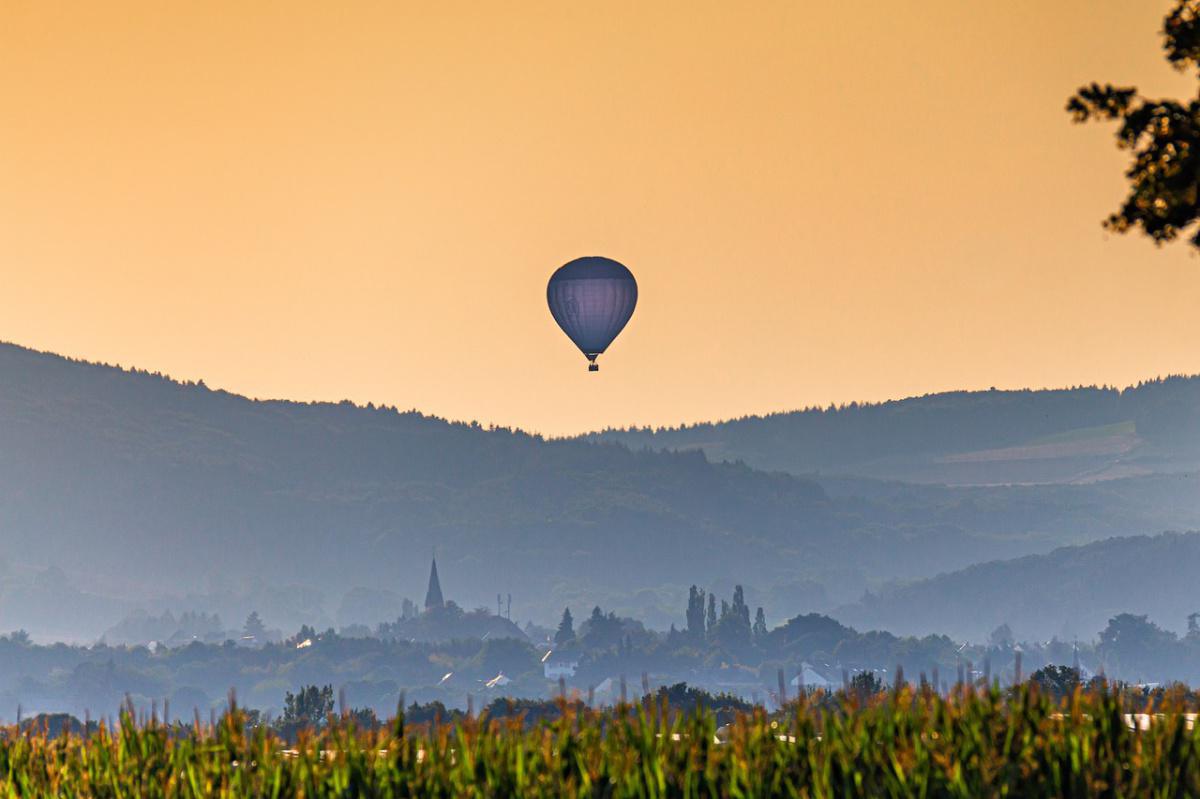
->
[1,341,1199,640]
[834,531,1200,642]
[585,379,1200,485]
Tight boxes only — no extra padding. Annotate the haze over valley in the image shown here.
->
[13,1,1200,792]
[2,340,1199,650]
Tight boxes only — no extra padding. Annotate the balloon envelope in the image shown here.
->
[547,257,638,368]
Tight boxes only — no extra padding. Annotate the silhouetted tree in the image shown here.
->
[686,586,707,640]
[291,624,317,645]
[1068,1,1200,249]
[1098,613,1179,680]
[753,607,768,640]
[849,671,883,698]
[583,606,623,650]
[1030,665,1081,701]
[712,614,751,653]
[731,585,750,627]
[347,706,379,730]
[706,594,717,635]
[242,612,266,644]
[555,608,575,646]
[280,684,334,732]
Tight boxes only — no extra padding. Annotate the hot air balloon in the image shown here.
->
[547,256,638,371]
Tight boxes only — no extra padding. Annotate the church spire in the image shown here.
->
[424,554,444,610]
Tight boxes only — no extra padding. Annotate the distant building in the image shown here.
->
[544,658,579,679]
[591,677,617,706]
[424,556,444,610]
[790,662,834,692]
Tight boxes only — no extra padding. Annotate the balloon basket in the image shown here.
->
[588,364,599,372]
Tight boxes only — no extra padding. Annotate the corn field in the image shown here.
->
[4,685,1200,797]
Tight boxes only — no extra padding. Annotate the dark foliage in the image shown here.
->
[1030,665,1082,702]
[590,377,1200,480]
[1068,1,1200,249]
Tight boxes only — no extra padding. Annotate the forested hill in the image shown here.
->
[584,379,1200,484]
[4,340,1200,642]
[0,341,823,603]
[835,531,1200,643]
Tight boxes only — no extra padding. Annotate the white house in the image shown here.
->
[544,658,579,679]
[789,662,834,691]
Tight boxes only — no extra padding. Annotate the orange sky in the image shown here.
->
[2,1,1199,435]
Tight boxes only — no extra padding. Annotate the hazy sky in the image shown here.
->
[3,1,1199,435]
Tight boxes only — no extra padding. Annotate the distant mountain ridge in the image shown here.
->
[2,340,1200,642]
[583,378,1200,485]
[0,341,815,599]
[835,531,1200,642]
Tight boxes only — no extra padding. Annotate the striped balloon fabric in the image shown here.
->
[547,256,638,371]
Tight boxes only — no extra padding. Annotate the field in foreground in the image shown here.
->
[6,686,1200,797]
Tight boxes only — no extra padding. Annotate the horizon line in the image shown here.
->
[1,336,1193,439]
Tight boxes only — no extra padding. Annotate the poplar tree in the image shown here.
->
[753,607,769,640]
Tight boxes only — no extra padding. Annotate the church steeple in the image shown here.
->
[424,555,444,610]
